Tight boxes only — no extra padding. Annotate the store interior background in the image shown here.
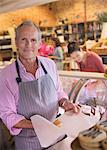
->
[0,0,107,123]
[0,0,107,70]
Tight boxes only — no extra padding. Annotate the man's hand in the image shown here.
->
[62,101,80,113]
[59,98,80,113]
[14,119,33,129]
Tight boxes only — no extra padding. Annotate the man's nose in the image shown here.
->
[26,40,32,47]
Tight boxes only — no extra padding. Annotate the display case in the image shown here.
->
[59,71,107,116]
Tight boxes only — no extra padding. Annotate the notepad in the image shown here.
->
[30,115,67,149]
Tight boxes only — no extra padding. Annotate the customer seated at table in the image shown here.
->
[67,41,105,73]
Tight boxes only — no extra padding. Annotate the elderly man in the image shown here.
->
[0,20,79,150]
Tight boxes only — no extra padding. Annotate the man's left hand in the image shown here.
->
[61,100,80,113]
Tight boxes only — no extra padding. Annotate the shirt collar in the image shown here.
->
[17,56,41,73]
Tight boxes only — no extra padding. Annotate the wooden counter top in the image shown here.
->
[58,70,106,80]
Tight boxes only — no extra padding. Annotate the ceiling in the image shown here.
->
[0,0,59,14]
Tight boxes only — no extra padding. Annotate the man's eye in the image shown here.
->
[21,38,26,41]
[32,39,36,42]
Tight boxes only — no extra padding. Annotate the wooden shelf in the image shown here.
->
[92,48,107,55]
[40,21,102,43]
[0,31,12,61]
[0,35,11,39]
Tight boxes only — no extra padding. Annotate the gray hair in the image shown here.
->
[15,20,41,41]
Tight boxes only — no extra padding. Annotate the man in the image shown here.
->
[0,21,79,150]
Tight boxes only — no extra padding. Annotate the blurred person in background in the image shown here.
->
[52,37,64,70]
[67,41,104,73]
[38,37,54,57]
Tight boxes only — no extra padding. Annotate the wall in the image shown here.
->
[0,0,107,31]
[49,0,107,23]
[0,5,57,32]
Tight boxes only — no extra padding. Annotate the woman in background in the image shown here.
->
[68,41,105,112]
[52,37,64,70]
[67,41,105,73]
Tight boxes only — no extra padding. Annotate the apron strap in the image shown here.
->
[40,62,48,74]
[15,59,48,84]
[36,57,48,74]
[15,60,22,84]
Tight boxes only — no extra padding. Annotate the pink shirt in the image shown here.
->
[0,56,68,135]
[78,51,105,73]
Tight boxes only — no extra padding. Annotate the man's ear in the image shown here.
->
[15,38,17,47]
[38,41,42,49]
[15,38,19,52]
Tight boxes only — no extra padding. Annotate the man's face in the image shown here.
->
[70,51,83,63]
[16,25,41,59]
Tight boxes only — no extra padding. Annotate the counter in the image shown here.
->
[58,70,106,80]
[31,111,100,150]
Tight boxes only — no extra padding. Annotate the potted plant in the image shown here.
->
[97,12,107,39]
[97,12,107,22]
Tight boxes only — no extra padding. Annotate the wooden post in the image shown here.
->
[84,0,87,42]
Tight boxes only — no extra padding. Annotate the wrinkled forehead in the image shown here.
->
[17,25,37,35]
[16,24,41,41]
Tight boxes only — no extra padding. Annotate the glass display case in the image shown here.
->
[59,71,107,117]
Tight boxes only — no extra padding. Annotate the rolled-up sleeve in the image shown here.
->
[0,72,25,135]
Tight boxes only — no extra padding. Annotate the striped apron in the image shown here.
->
[15,60,58,150]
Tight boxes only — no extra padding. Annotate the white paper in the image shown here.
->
[30,115,66,148]
[31,109,100,150]
[56,110,100,138]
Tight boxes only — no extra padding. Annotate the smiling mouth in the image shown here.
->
[24,49,34,52]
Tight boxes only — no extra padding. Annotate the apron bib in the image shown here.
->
[15,59,58,150]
